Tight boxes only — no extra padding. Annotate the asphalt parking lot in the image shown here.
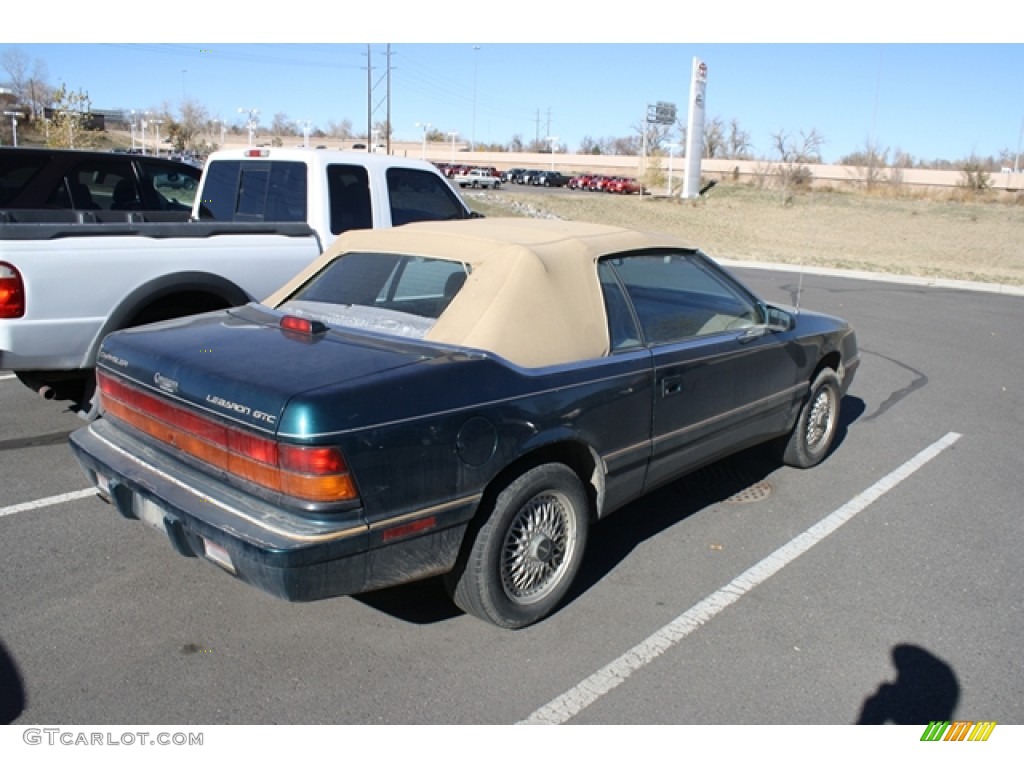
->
[1,266,1022,729]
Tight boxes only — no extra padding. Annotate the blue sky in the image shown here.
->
[5,6,1022,164]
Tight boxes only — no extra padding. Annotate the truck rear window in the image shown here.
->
[198,160,307,222]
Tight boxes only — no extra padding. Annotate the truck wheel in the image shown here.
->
[448,463,588,629]
[780,368,841,468]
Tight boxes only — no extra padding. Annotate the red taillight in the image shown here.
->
[0,262,25,319]
[279,444,346,474]
[97,371,358,505]
[280,315,326,335]
[245,149,269,158]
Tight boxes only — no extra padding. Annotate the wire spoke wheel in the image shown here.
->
[501,490,576,605]
[805,384,837,452]
[447,463,589,629]
[781,368,842,469]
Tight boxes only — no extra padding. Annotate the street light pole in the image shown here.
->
[238,107,259,147]
[416,121,431,160]
[471,45,480,152]
[546,136,559,170]
[666,142,680,195]
[448,131,458,163]
[4,111,22,147]
[151,119,164,155]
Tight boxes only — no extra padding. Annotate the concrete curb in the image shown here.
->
[718,259,1024,298]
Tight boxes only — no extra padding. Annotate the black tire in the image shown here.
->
[448,463,589,629]
[781,368,841,468]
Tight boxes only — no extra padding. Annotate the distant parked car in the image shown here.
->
[606,177,642,194]
[502,168,525,183]
[532,171,569,187]
[567,174,592,190]
[518,169,544,185]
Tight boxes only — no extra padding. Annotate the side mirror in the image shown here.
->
[765,305,794,332]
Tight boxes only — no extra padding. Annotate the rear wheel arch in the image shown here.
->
[482,440,604,524]
[72,272,250,418]
[88,271,250,365]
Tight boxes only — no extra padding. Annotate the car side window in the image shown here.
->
[386,168,467,225]
[598,260,642,352]
[604,251,761,345]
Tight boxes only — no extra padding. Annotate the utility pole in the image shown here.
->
[386,45,392,154]
[365,44,372,151]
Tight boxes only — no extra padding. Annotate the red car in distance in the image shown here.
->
[606,177,642,194]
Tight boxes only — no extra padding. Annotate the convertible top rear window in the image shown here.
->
[284,251,470,335]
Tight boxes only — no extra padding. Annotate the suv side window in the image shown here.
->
[386,167,468,225]
[47,159,137,211]
[141,160,200,211]
[0,153,48,207]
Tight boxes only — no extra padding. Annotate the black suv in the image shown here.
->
[0,147,202,214]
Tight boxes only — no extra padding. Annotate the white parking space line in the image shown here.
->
[0,488,97,519]
[520,431,963,725]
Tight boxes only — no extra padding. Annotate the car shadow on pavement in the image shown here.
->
[357,395,865,626]
[354,576,463,625]
[0,637,27,724]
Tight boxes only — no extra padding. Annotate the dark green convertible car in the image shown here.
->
[70,218,859,628]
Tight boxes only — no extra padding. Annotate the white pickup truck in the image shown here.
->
[453,168,502,189]
[0,147,475,414]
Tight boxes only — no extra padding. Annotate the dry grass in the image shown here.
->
[468,184,1024,286]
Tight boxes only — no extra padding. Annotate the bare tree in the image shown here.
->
[726,119,752,159]
[2,47,51,120]
[704,116,725,158]
[326,118,353,140]
[770,128,825,194]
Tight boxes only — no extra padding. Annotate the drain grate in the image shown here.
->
[723,479,774,504]
[677,462,774,504]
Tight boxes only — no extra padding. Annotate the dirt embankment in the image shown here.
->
[478,185,1024,287]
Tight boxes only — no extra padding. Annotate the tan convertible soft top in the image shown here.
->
[265,218,696,368]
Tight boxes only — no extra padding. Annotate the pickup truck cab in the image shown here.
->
[453,167,502,189]
[1,147,475,414]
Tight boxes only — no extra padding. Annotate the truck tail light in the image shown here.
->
[97,371,358,505]
[0,262,25,319]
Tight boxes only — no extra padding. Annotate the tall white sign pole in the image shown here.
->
[682,57,707,199]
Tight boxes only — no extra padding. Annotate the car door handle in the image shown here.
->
[738,326,767,343]
[661,376,683,397]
